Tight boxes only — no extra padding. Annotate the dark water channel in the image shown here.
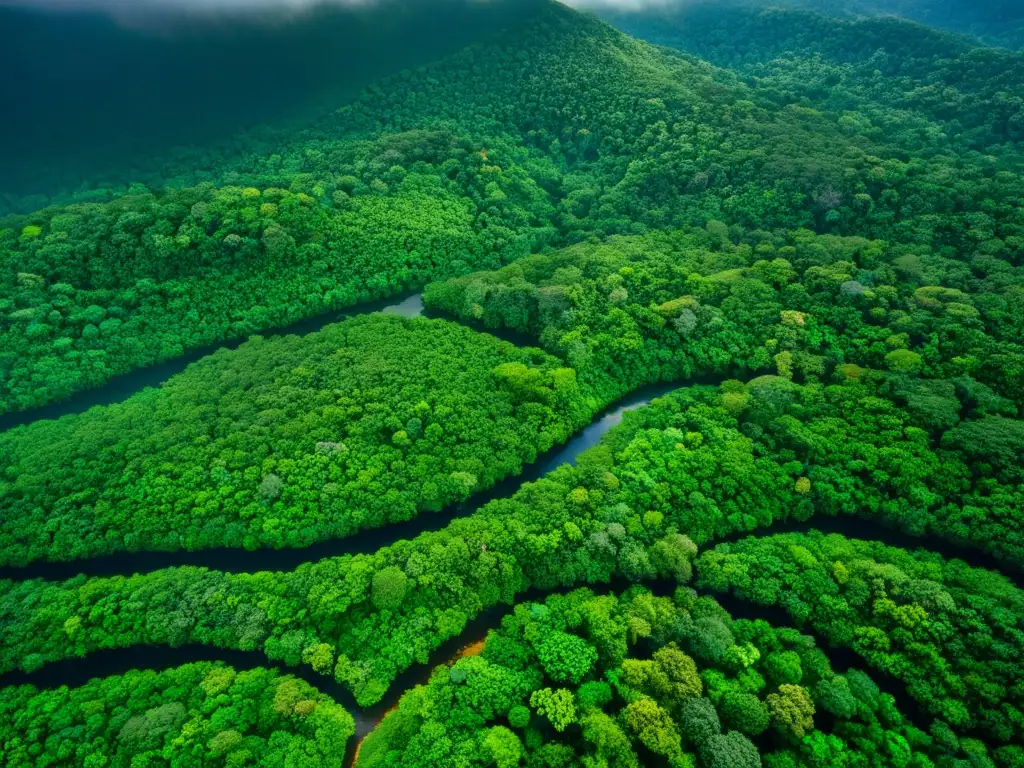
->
[0,291,426,433]
[0,573,939,762]
[715,515,1024,587]
[0,613,492,765]
[0,289,534,435]
[0,613,492,763]
[0,380,693,582]
[0,579,677,765]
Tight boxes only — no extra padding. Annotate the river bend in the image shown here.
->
[0,380,697,581]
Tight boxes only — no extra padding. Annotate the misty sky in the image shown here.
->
[1,0,661,16]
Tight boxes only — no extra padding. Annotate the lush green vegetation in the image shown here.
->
[601,1,1024,152]
[696,532,1024,746]
[425,226,1024,409]
[358,586,962,768]
[0,314,590,565]
[4,1,1023,414]
[615,375,1024,567]
[0,172,534,414]
[11,214,1023,568]
[0,663,355,767]
[4,377,1021,731]
[3,1,1024,765]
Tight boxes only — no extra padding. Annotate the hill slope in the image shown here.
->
[1,1,1021,417]
[0,0,549,214]
[598,1,1024,152]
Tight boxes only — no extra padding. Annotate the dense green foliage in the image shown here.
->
[427,226,1024,565]
[0,169,533,414]
[425,226,1024,409]
[4,378,1022,736]
[0,663,355,767]
[358,587,960,768]
[0,314,590,564]
[0,384,721,708]
[3,3,1024,766]
[5,1,1024,414]
[11,214,1023,567]
[696,532,1024,746]
[602,1,1024,153]
[616,374,1024,566]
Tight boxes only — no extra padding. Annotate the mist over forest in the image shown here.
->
[2,0,1019,212]
[0,0,546,211]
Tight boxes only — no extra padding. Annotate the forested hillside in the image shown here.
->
[599,1,1024,151]
[1,1,1023,766]
[602,0,1024,50]
[0,0,550,213]
[4,1,1021,416]
[813,0,1024,49]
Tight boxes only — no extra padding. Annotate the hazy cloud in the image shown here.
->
[2,0,372,15]
[566,0,675,8]
[2,0,671,15]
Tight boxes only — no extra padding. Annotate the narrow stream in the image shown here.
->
[0,291,424,433]
[0,290,533,435]
[715,515,1024,587]
[0,623,476,767]
[0,380,700,582]
[0,579,678,766]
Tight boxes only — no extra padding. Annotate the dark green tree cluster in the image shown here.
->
[696,532,1024,752]
[0,168,545,414]
[425,225,1024,408]
[357,586,973,768]
[601,2,1024,149]
[0,314,591,565]
[0,662,355,767]
[610,373,1024,567]
[653,0,1024,51]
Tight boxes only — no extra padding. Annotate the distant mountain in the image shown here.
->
[604,0,1024,49]
[0,0,547,211]
[596,1,1024,153]
[799,0,1024,48]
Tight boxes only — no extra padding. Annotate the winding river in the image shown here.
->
[5,435,1020,587]
[0,576,938,767]
[0,379,696,582]
[0,285,1015,766]
[3,282,1013,590]
[3,358,1021,592]
[0,579,679,766]
[0,291,534,434]
[0,291,422,433]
